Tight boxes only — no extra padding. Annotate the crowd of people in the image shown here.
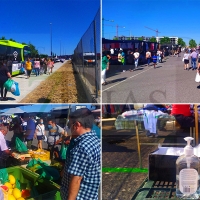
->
[22,57,55,79]
[101,48,172,85]
[0,108,101,199]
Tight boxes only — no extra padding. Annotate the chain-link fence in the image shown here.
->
[72,8,100,103]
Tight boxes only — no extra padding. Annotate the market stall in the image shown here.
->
[114,105,199,169]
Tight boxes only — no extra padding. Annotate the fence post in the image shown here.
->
[93,19,98,99]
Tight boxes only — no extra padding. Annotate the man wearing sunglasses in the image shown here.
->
[60,108,101,200]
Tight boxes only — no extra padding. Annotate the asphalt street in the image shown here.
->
[102,53,200,103]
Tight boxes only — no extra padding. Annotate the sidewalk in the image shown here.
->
[1,61,66,103]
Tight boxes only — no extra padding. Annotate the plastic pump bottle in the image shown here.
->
[176,137,200,199]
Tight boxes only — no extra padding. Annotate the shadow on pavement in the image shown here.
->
[37,98,51,103]
[197,85,200,89]
[155,66,163,69]
[5,97,16,101]
[106,77,127,85]
[103,139,136,153]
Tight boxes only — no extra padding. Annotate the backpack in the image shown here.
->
[47,125,60,146]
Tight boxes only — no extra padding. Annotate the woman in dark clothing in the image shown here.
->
[127,51,135,71]
[0,61,12,100]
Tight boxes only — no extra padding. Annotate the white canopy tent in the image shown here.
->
[0,107,25,116]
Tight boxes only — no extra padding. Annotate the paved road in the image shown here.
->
[102,53,199,103]
[3,61,66,103]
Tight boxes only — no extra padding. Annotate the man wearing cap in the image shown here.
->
[60,108,101,200]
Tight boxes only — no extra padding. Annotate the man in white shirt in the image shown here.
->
[134,49,140,69]
[0,126,12,168]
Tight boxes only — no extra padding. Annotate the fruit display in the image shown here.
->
[29,149,50,161]
[1,174,29,200]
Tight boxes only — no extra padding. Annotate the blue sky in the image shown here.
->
[0,0,100,55]
[0,104,96,113]
[103,0,200,45]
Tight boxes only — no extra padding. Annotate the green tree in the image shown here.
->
[0,36,6,40]
[160,37,171,44]
[9,38,16,42]
[22,42,27,45]
[178,38,186,47]
[113,37,119,40]
[189,39,197,48]
[149,37,157,42]
[138,37,144,41]
[28,42,38,57]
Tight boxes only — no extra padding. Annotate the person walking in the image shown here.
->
[146,50,151,66]
[23,114,36,150]
[60,108,101,200]
[34,118,45,150]
[0,61,12,101]
[101,51,110,86]
[127,51,135,71]
[157,49,161,63]
[183,50,190,70]
[43,58,48,74]
[134,49,140,69]
[118,48,122,67]
[121,49,126,72]
[25,58,32,79]
[152,52,157,69]
[34,58,40,76]
[50,58,54,74]
[6,58,12,74]
[190,49,198,70]
[47,58,52,75]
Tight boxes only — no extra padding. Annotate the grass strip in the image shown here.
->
[102,167,148,173]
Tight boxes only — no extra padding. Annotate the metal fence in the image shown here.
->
[73,8,100,102]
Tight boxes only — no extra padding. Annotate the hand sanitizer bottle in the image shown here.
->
[176,137,200,199]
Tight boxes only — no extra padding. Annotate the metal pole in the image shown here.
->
[60,41,61,56]
[135,120,142,169]
[102,18,104,38]
[50,23,52,57]
[93,19,98,99]
[195,104,199,145]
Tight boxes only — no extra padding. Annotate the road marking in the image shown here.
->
[102,66,153,92]
[102,167,148,173]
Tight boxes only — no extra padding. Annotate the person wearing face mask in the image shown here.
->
[34,118,45,150]
[47,119,66,159]
[60,108,101,200]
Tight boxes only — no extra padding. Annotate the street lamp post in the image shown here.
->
[102,17,114,38]
[50,23,52,57]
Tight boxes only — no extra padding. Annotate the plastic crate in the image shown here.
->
[6,166,61,200]
[132,178,183,200]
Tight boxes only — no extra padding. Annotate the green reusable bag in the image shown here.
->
[0,169,8,184]
[59,143,68,160]
[27,159,60,181]
[15,137,28,153]
[3,79,14,91]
